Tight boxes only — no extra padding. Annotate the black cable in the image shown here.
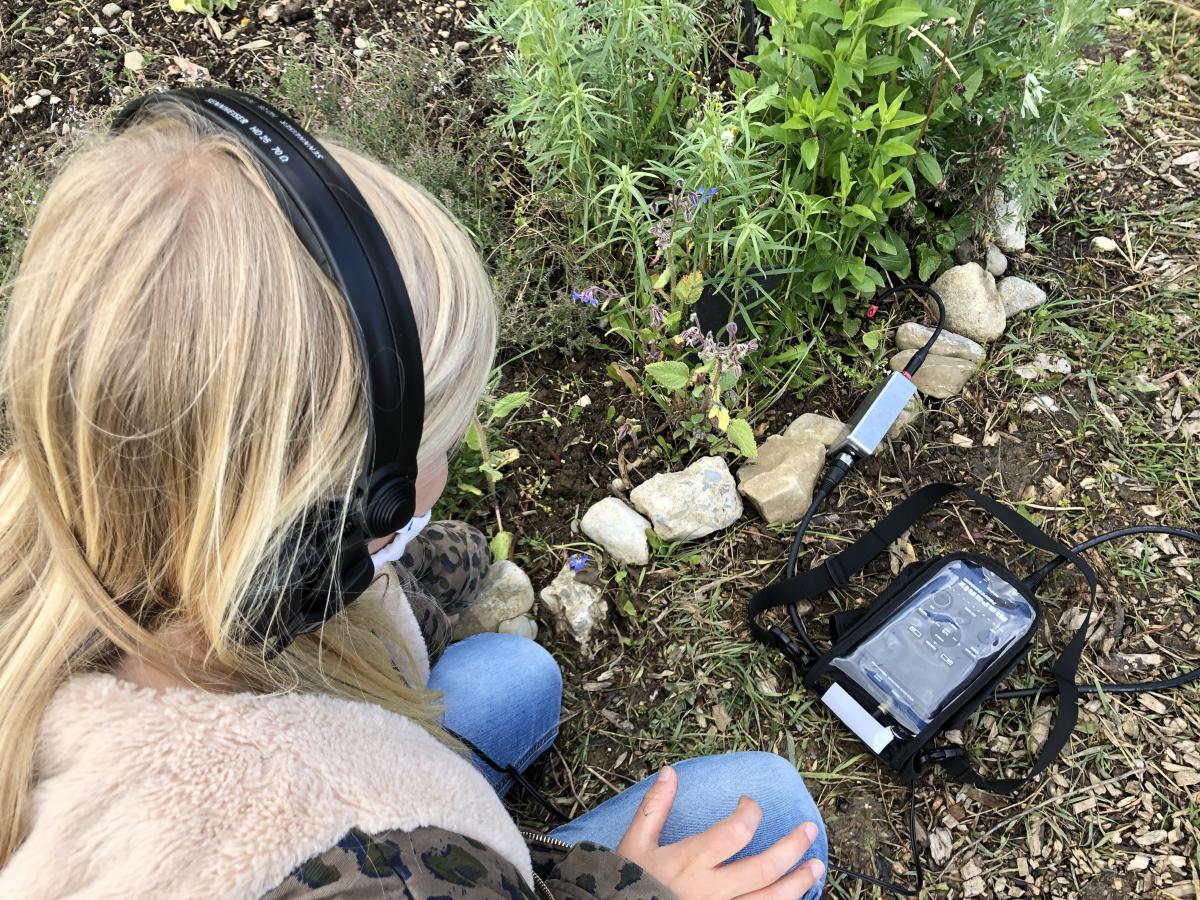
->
[829,786,924,897]
[868,283,946,377]
[449,728,570,825]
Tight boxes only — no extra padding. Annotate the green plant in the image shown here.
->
[168,0,237,14]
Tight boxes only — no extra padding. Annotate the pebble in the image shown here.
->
[889,350,977,399]
[931,262,1006,342]
[354,35,369,49]
[102,2,122,16]
[990,189,1026,253]
[49,95,61,105]
[8,105,23,116]
[123,50,145,72]
[540,564,607,653]
[985,244,1008,277]
[456,0,467,6]
[630,456,742,541]
[580,497,652,566]
[895,322,985,363]
[451,560,536,640]
[1171,149,1199,168]
[783,412,844,448]
[37,88,50,97]
[24,94,43,108]
[1116,6,1135,18]
[91,26,109,36]
[496,613,538,641]
[737,435,825,525]
[1091,236,1119,253]
[453,40,470,53]
[998,276,1048,317]
[438,29,451,38]
[434,4,449,11]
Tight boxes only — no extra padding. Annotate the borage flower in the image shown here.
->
[571,286,613,308]
[568,553,590,572]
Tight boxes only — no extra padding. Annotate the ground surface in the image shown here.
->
[2,2,1199,898]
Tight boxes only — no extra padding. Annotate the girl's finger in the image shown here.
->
[618,765,678,854]
[678,795,762,867]
[734,857,825,900]
[718,822,819,895]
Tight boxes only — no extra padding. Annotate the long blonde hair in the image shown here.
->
[0,108,497,864]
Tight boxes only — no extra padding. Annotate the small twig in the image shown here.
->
[907,25,963,81]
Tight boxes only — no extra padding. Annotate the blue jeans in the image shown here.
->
[430,633,829,898]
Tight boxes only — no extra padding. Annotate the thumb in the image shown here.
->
[619,766,678,854]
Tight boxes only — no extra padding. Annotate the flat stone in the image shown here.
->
[630,456,742,541]
[497,613,538,641]
[453,40,470,53]
[985,244,1008,277]
[889,350,977,399]
[886,394,925,440]
[1091,236,1119,253]
[123,50,144,72]
[998,276,1048,317]
[931,263,1006,342]
[451,560,535,640]
[102,2,122,16]
[895,322,985,363]
[580,496,651,566]
[540,564,607,653]
[1172,149,1200,167]
[737,435,824,525]
[783,412,844,448]
[991,189,1026,253]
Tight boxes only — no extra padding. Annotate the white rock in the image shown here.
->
[1022,395,1060,414]
[886,395,924,440]
[540,564,607,652]
[354,35,370,49]
[931,263,1006,342]
[895,322,985,363]
[453,41,470,53]
[91,26,108,36]
[37,88,50,97]
[451,560,535,640]
[784,412,844,448]
[580,497,651,566]
[1091,236,1119,253]
[102,2,122,16]
[497,613,538,641]
[998,276,1048,317]
[8,105,22,116]
[49,95,61,105]
[23,94,42,108]
[990,189,1027,253]
[890,350,977,399]
[985,244,1008,277]
[1171,150,1199,167]
[123,50,145,72]
[1116,6,1135,18]
[630,456,742,541]
[737,435,824,525]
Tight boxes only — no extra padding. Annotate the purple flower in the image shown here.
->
[572,287,601,307]
[568,553,590,572]
[683,186,717,222]
[648,305,666,328]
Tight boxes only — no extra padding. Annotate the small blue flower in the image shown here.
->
[572,288,601,307]
[568,553,590,572]
[683,186,717,222]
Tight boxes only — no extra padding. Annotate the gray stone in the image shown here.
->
[497,613,538,641]
[540,564,607,652]
[630,456,742,541]
[580,497,651,566]
[998,276,1048,317]
[952,238,979,266]
[991,190,1027,253]
[985,244,1008,277]
[1091,236,1119,253]
[895,322,985,363]
[931,263,1006,342]
[886,395,925,440]
[102,2,122,16]
[889,350,977,399]
[737,435,825,525]
[451,560,535,640]
[784,412,844,448]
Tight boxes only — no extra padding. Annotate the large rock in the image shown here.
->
[889,350,977,399]
[985,244,1008,277]
[895,322,985,363]
[886,395,925,440]
[931,263,1006,343]
[497,613,538,641]
[998,276,1048,317]
[452,560,535,640]
[991,190,1027,253]
[630,456,742,541]
[580,497,652,565]
[784,413,844,448]
[540,564,607,652]
[737,435,825,525]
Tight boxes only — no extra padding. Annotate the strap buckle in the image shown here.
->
[914,745,966,775]
[769,626,813,669]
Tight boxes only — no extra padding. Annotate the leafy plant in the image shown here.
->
[168,0,238,15]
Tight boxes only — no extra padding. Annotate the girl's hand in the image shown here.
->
[615,765,824,900]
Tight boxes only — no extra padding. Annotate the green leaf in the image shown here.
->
[864,55,903,76]
[879,139,917,157]
[915,150,943,186]
[673,271,705,304]
[489,530,513,563]
[811,270,834,293]
[652,269,672,291]
[961,67,984,102]
[848,203,877,221]
[917,243,942,281]
[726,418,758,459]
[862,329,882,350]
[868,4,925,28]
[457,482,483,496]
[729,68,755,96]
[884,111,927,131]
[489,391,531,423]
[801,137,819,170]
[746,83,780,114]
[806,0,842,18]
[644,361,691,392]
[465,420,483,453]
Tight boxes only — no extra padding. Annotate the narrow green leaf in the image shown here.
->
[868,5,925,28]
[879,139,917,157]
[848,203,877,221]
[915,150,944,186]
[801,137,819,170]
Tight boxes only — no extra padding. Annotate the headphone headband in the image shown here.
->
[113,88,424,531]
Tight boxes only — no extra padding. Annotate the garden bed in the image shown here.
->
[3,1,1200,897]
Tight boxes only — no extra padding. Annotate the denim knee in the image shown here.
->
[723,753,826,840]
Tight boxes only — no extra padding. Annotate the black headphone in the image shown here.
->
[113,88,424,647]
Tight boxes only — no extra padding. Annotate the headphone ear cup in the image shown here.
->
[240,501,374,648]
[361,466,417,537]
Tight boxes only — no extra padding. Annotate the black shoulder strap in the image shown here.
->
[749,482,1099,794]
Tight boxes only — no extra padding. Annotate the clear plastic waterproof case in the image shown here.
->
[831,558,1037,736]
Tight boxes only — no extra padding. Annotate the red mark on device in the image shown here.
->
[866,304,880,319]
